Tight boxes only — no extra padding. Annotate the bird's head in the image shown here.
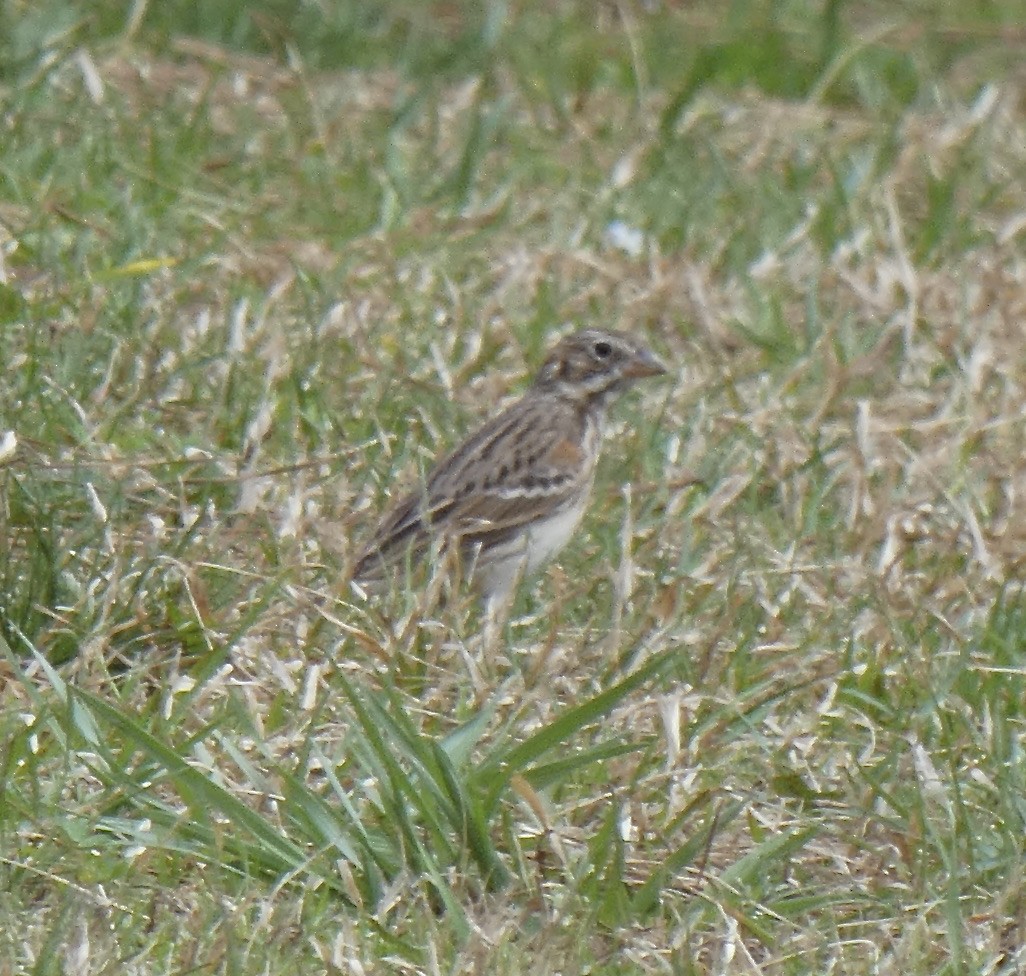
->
[533,329,667,402]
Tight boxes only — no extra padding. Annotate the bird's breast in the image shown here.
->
[522,492,590,574]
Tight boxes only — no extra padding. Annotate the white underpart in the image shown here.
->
[477,492,590,604]
[523,494,590,574]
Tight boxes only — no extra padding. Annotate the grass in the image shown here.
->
[3,0,1026,971]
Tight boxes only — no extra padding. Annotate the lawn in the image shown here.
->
[3,0,1026,972]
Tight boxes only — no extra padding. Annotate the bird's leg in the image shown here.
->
[477,553,528,675]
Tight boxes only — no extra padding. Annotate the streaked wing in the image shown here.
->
[353,393,593,578]
[445,474,582,554]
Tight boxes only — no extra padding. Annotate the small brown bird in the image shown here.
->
[352,329,667,607]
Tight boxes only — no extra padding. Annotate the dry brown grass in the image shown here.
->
[4,10,1026,972]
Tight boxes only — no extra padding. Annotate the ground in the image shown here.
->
[3,1,1026,973]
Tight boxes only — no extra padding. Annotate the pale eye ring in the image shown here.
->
[593,340,612,358]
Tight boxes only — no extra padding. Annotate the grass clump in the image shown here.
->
[3,0,1026,972]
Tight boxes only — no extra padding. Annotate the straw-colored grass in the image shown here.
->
[3,2,1026,972]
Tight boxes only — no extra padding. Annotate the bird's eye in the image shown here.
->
[593,340,613,358]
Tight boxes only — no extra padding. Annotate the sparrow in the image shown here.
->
[352,329,667,607]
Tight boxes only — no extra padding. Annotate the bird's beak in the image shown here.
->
[623,348,668,379]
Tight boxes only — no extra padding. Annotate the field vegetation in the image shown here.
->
[3,1,1026,972]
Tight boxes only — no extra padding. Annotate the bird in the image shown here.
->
[351,328,667,609]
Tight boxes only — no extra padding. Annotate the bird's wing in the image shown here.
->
[353,394,595,578]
